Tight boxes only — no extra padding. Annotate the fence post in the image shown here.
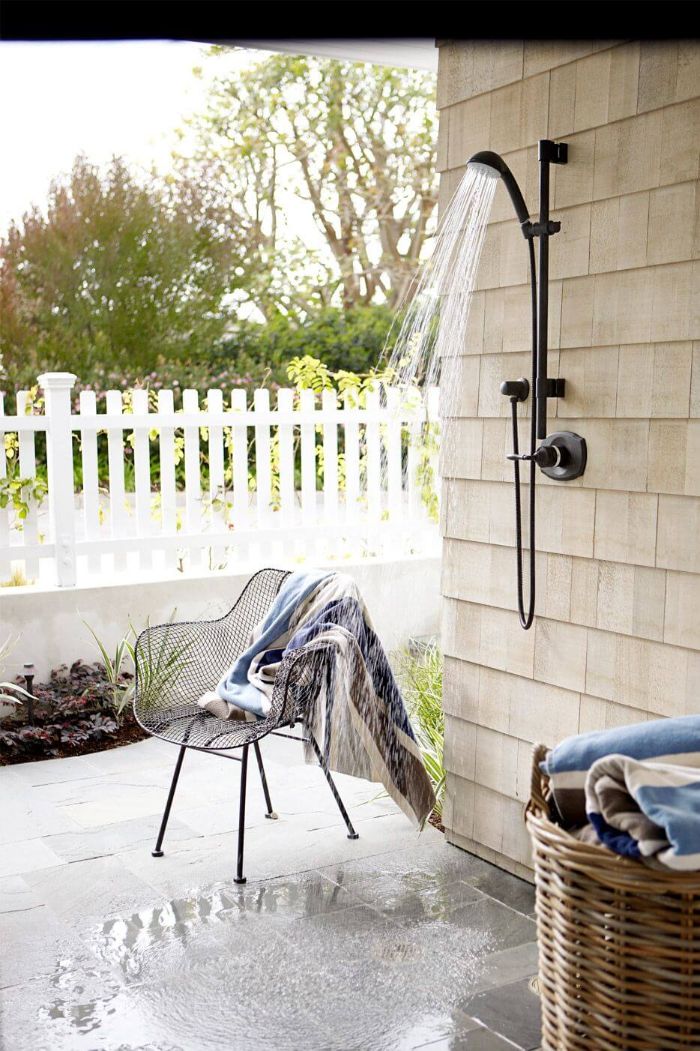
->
[38,372,77,587]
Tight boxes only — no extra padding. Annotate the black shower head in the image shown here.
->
[467,150,530,228]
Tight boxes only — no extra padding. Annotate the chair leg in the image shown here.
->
[152,745,186,857]
[253,740,277,820]
[234,744,249,884]
[307,731,359,840]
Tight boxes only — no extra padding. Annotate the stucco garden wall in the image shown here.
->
[0,555,439,687]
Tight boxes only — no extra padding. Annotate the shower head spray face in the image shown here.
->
[467,150,530,228]
[467,151,508,177]
[467,161,501,180]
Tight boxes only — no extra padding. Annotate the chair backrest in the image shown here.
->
[223,567,291,654]
[132,568,291,729]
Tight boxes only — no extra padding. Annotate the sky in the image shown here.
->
[0,40,261,232]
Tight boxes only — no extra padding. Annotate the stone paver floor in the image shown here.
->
[0,735,541,1050]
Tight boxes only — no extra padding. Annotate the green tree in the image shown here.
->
[186,52,437,318]
[0,155,247,385]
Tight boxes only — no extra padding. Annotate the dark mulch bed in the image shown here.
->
[0,660,148,767]
[428,811,445,834]
[0,718,149,766]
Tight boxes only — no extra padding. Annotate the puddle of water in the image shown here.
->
[8,876,495,1051]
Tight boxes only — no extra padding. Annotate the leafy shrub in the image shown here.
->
[216,306,396,381]
[3,305,397,403]
[0,660,135,762]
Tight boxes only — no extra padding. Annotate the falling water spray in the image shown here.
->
[380,166,498,544]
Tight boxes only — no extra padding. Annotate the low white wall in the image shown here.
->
[0,556,440,685]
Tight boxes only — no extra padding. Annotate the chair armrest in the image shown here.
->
[268,644,328,727]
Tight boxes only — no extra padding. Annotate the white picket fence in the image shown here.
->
[0,373,440,587]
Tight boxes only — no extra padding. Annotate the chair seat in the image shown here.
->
[139,702,284,751]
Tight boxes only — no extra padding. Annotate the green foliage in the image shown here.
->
[286,353,388,401]
[4,303,397,402]
[134,621,195,712]
[0,395,49,536]
[82,612,192,716]
[395,641,444,818]
[284,354,440,522]
[0,473,47,524]
[198,305,397,389]
[82,618,137,717]
[0,155,246,387]
[413,421,441,524]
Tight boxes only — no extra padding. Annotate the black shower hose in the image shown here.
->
[510,237,538,630]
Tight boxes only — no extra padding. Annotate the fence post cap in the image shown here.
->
[37,372,77,390]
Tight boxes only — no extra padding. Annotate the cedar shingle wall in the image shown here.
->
[437,40,700,878]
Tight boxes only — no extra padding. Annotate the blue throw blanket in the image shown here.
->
[283,583,434,826]
[201,569,435,827]
[217,569,331,717]
[543,716,700,870]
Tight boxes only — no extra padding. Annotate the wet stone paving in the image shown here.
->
[0,737,541,1050]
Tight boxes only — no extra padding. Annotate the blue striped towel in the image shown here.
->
[543,716,700,870]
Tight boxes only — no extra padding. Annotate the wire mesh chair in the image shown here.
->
[133,567,359,884]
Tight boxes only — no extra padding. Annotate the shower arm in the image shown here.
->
[470,140,568,440]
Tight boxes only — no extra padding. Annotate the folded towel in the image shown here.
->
[197,691,247,722]
[542,715,700,826]
[585,753,700,870]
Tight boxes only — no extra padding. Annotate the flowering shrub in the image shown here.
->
[72,360,269,410]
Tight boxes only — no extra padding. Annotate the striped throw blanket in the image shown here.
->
[543,716,700,870]
[204,568,332,719]
[199,570,435,827]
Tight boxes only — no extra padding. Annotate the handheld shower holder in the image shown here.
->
[522,219,562,239]
[468,137,586,627]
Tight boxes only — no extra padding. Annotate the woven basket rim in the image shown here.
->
[528,742,700,893]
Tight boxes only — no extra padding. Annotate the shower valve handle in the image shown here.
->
[508,445,561,469]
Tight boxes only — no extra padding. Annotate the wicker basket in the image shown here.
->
[526,742,700,1050]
